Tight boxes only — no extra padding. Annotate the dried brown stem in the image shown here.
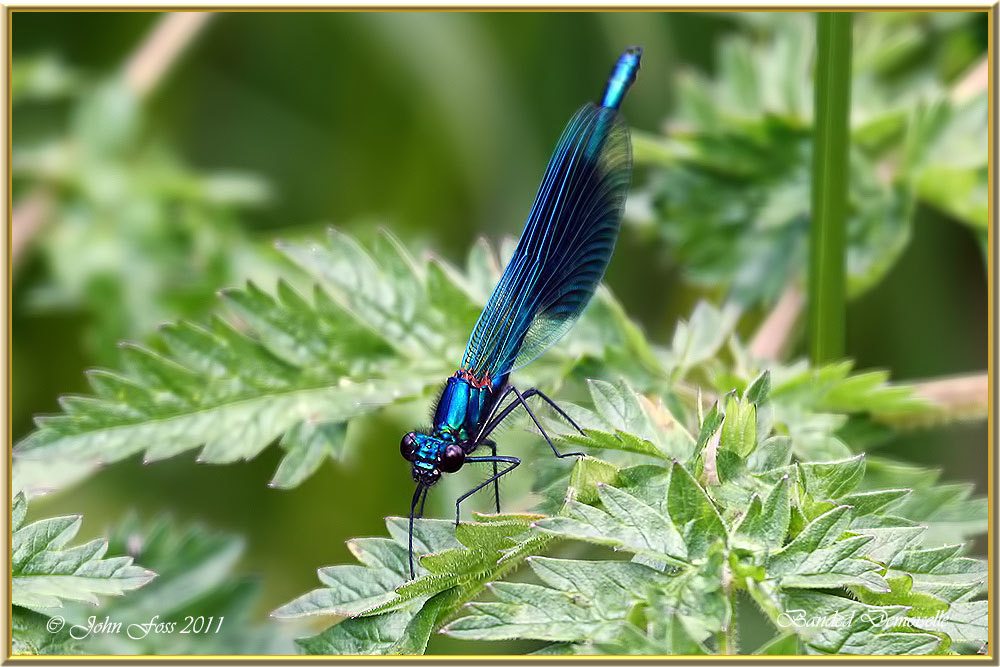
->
[10,188,52,264]
[123,12,212,98]
[749,284,804,361]
[951,57,988,105]
[911,372,989,421]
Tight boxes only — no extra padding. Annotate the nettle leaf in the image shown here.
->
[480,444,983,655]
[768,360,930,428]
[547,379,695,461]
[272,374,986,657]
[443,558,665,642]
[297,588,458,656]
[769,588,943,655]
[271,420,348,489]
[55,516,289,655]
[14,229,455,493]
[446,539,731,652]
[14,229,652,497]
[733,474,790,551]
[12,493,156,608]
[277,511,563,655]
[863,457,987,546]
[534,483,687,564]
[667,462,728,560]
[798,454,866,499]
[12,607,83,656]
[886,545,986,603]
[766,505,889,593]
[719,392,758,458]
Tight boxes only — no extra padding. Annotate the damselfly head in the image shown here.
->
[401,431,465,485]
[400,432,418,461]
[412,465,441,486]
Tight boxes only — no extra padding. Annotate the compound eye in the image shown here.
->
[439,444,465,473]
[400,432,417,461]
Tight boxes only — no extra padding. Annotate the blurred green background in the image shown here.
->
[12,10,988,654]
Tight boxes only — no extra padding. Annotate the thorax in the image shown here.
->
[432,370,506,444]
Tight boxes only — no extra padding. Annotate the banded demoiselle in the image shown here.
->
[399,47,642,578]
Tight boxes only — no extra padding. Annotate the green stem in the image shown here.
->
[716,629,730,655]
[808,12,853,364]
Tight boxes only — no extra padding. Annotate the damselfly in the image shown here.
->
[400,47,641,577]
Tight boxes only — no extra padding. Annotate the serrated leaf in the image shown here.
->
[12,607,83,656]
[12,498,155,608]
[270,420,347,489]
[58,515,287,655]
[667,462,727,559]
[442,558,665,642]
[295,590,457,656]
[550,381,694,461]
[734,474,790,550]
[768,505,889,593]
[799,454,865,499]
[754,633,800,655]
[745,370,772,405]
[852,575,949,618]
[720,393,758,458]
[537,482,687,563]
[774,589,941,655]
[15,230,652,496]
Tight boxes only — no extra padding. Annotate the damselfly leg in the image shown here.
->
[454,455,521,526]
[479,386,587,458]
[486,439,500,513]
[408,484,429,579]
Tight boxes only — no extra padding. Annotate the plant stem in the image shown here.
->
[808,12,852,364]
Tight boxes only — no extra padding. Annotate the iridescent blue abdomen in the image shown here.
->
[601,46,642,110]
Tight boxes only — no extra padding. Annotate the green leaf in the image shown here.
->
[634,15,982,310]
[442,558,665,642]
[270,420,347,489]
[549,380,695,461]
[768,505,889,593]
[693,400,725,460]
[12,497,155,608]
[887,545,986,603]
[745,370,772,405]
[734,474,790,551]
[12,607,82,656]
[534,483,687,563]
[296,590,458,656]
[719,393,758,458]
[852,575,949,618]
[13,492,27,531]
[754,633,800,655]
[799,454,866,499]
[667,462,727,559]
[565,456,620,505]
[864,458,987,545]
[772,589,942,655]
[60,515,287,655]
[15,229,652,496]
[660,302,740,374]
